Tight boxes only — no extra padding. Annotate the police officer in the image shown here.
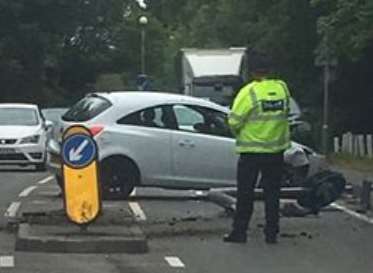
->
[224,52,291,244]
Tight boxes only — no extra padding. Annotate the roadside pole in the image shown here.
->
[315,35,337,155]
[321,62,330,155]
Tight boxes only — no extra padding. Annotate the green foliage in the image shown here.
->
[0,0,132,105]
[329,153,373,173]
[0,0,372,142]
[313,0,373,60]
[95,73,125,91]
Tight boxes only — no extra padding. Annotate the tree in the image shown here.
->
[1,0,372,139]
[313,0,373,60]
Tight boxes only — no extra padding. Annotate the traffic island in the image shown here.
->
[16,223,147,254]
[15,185,148,254]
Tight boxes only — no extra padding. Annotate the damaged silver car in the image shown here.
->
[47,92,325,198]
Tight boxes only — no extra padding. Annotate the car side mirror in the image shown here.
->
[45,120,54,131]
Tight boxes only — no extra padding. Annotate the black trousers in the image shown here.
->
[232,152,284,236]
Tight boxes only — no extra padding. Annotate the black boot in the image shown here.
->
[223,231,247,243]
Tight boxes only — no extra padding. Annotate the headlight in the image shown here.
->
[20,135,40,144]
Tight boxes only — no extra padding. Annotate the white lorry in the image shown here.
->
[177,47,302,124]
[177,47,248,106]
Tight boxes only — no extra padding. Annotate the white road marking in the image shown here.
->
[31,200,47,205]
[165,256,185,268]
[4,202,21,218]
[18,186,37,198]
[0,256,14,268]
[331,203,373,225]
[129,202,146,221]
[37,176,54,185]
[4,176,53,221]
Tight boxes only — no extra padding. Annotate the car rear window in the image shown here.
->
[62,95,112,122]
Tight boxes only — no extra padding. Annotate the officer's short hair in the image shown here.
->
[247,50,273,74]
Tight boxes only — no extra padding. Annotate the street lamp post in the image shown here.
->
[139,16,148,75]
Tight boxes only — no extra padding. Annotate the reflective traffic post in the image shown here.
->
[61,125,101,226]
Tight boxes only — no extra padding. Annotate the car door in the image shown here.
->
[170,104,237,188]
[115,105,174,186]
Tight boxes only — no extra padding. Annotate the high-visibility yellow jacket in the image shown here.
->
[228,79,291,153]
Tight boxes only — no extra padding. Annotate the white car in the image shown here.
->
[47,92,324,198]
[0,104,52,170]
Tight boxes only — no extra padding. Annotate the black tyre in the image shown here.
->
[100,157,138,200]
[282,164,309,187]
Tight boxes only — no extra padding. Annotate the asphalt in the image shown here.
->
[0,167,47,227]
[136,191,373,273]
[0,169,373,272]
[0,167,50,270]
[145,210,373,273]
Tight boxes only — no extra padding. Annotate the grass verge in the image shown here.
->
[328,153,373,174]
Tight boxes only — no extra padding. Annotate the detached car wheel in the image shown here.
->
[100,157,138,200]
[283,164,309,187]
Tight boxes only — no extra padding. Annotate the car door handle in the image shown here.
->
[178,140,195,148]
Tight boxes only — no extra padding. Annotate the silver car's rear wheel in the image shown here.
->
[100,156,138,200]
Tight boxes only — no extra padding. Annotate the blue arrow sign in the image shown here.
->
[62,134,97,168]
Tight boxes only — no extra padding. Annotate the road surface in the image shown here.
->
[0,168,372,273]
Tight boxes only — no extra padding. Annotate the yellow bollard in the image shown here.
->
[61,125,101,225]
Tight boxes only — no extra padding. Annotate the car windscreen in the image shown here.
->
[62,96,112,122]
[0,108,39,126]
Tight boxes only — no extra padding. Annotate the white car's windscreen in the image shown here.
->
[0,108,39,126]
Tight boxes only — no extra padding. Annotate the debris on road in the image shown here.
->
[281,203,312,217]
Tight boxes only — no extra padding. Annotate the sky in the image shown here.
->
[135,0,147,9]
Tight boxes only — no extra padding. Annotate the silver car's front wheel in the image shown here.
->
[100,156,138,200]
